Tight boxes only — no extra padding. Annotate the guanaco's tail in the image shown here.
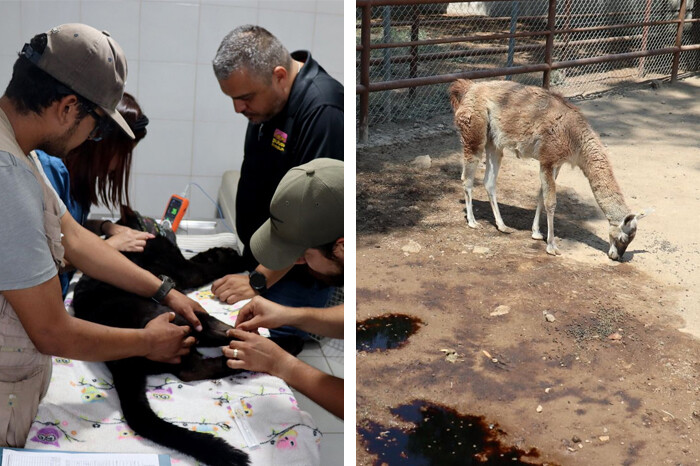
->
[449,79,474,111]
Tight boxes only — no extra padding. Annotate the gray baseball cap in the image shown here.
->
[22,23,134,139]
[250,158,344,270]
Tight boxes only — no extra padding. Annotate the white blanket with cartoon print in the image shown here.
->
[24,283,321,465]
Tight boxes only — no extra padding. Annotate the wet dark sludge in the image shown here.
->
[356,314,422,352]
[358,400,553,465]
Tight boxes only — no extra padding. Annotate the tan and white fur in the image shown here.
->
[449,78,643,260]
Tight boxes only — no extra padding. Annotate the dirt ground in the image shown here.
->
[356,76,700,465]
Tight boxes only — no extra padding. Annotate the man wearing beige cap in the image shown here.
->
[223,158,344,419]
[0,24,203,446]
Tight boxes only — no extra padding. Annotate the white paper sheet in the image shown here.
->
[1,450,161,466]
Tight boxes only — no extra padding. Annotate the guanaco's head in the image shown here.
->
[608,209,651,261]
[608,214,637,260]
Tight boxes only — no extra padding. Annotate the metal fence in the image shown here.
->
[356,0,700,142]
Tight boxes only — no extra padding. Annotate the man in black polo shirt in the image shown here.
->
[211,25,343,312]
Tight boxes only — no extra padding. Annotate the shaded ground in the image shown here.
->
[356,76,700,465]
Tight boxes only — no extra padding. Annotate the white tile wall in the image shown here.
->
[0,0,343,219]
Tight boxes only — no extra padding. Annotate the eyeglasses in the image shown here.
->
[84,106,112,142]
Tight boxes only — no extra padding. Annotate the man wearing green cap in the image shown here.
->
[0,24,203,446]
[222,158,344,419]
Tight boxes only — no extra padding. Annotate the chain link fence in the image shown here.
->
[356,0,700,140]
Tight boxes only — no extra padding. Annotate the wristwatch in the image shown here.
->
[249,270,268,295]
[151,275,176,303]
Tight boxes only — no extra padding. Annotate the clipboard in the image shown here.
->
[0,447,170,466]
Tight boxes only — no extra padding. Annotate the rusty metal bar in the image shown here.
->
[360,10,683,30]
[671,0,689,82]
[359,63,552,93]
[356,44,700,95]
[358,29,547,51]
[543,0,557,89]
[357,0,513,6]
[358,2,371,143]
[363,44,545,67]
[359,33,670,68]
[356,18,700,53]
[555,18,683,36]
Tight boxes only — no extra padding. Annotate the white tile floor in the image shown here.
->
[293,338,344,464]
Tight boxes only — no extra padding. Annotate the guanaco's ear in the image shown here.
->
[621,214,638,236]
[635,207,654,220]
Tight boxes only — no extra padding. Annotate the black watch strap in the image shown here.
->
[249,270,268,295]
[151,275,176,303]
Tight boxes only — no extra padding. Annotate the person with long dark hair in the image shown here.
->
[35,92,152,296]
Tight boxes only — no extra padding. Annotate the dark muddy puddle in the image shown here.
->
[356,314,422,352]
[358,400,553,465]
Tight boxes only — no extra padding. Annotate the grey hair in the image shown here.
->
[212,25,292,83]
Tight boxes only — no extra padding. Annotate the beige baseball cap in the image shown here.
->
[22,23,134,139]
[250,158,344,270]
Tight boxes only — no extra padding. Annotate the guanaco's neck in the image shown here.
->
[577,133,630,225]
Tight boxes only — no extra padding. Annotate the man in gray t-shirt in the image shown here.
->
[0,24,204,447]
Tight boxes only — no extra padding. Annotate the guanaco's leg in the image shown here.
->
[484,145,512,233]
[462,152,481,229]
[539,165,560,256]
[532,166,559,240]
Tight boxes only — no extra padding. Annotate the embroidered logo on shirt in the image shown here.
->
[271,129,287,152]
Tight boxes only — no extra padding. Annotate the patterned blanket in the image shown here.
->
[24,283,321,465]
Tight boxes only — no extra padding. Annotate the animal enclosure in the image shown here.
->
[356,0,700,141]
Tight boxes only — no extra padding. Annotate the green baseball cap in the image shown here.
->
[21,23,134,139]
[250,158,344,270]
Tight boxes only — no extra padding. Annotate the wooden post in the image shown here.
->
[694,0,700,71]
[359,2,371,143]
[409,5,419,99]
[543,0,557,88]
[638,0,653,77]
[671,0,689,82]
[505,1,521,80]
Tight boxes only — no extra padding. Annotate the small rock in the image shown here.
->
[608,333,622,341]
[536,405,543,413]
[599,435,610,442]
[402,240,422,254]
[544,313,556,322]
[572,435,581,443]
[650,79,662,89]
[411,155,432,170]
[473,246,490,254]
[545,387,551,394]
[490,305,510,317]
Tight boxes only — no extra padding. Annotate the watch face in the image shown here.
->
[250,272,266,290]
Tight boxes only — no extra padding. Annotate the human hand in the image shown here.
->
[223,328,294,376]
[162,289,206,332]
[143,312,195,364]
[105,228,155,252]
[235,296,291,331]
[211,274,256,304]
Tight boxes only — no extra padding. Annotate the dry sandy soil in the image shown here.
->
[356,76,700,465]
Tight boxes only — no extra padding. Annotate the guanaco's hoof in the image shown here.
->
[546,244,561,256]
[531,231,544,240]
[497,225,514,234]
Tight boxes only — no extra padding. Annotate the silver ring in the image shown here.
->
[233,348,239,359]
